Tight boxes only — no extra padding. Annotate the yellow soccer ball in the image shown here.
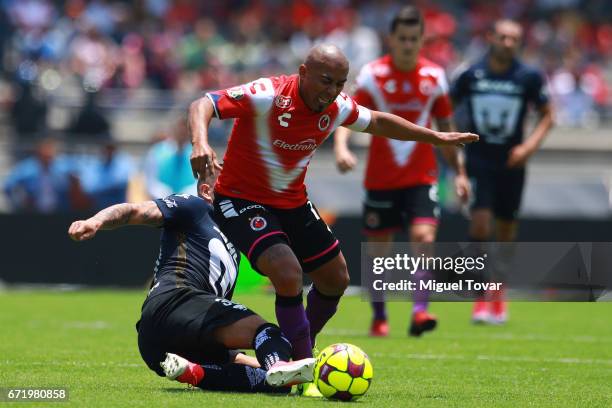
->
[313,343,373,401]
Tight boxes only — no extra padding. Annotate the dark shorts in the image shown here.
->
[362,184,440,236]
[213,194,340,273]
[136,287,255,376]
[467,163,525,221]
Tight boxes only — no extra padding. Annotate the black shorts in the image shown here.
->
[213,194,340,273]
[467,164,525,221]
[136,287,255,376]
[362,185,440,236]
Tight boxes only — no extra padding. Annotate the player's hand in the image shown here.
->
[454,173,470,204]
[335,148,357,173]
[190,142,222,178]
[435,132,479,146]
[68,219,101,241]
[506,143,533,168]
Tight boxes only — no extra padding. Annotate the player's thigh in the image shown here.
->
[404,185,439,244]
[467,165,495,239]
[467,164,495,214]
[493,168,525,227]
[143,289,257,365]
[276,200,341,274]
[363,189,404,237]
[212,314,267,350]
[213,194,289,270]
[256,243,303,296]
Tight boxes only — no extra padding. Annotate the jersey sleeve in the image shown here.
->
[205,77,276,119]
[154,194,208,229]
[450,67,470,104]
[335,93,372,132]
[526,70,550,109]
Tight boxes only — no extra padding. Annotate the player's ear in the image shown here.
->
[298,64,307,80]
[198,181,214,203]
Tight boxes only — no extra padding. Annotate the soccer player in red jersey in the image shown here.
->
[188,44,477,372]
[334,7,469,337]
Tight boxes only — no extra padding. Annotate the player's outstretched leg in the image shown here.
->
[161,353,291,394]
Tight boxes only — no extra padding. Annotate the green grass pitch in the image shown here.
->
[1,290,611,407]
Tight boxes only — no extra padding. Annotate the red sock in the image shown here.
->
[177,362,205,386]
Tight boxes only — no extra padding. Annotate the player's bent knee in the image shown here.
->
[214,315,267,349]
[312,256,350,296]
[257,244,303,296]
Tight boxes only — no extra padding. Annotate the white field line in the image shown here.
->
[0,360,142,368]
[322,328,612,344]
[372,352,612,366]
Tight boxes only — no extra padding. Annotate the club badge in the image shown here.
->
[250,216,267,231]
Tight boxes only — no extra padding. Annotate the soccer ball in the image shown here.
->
[314,343,373,401]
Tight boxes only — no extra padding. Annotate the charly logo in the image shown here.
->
[250,216,267,231]
[419,79,435,96]
[318,114,331,131]
[275,95,292,108]
[227,86,244,100]
[273,138,317,151]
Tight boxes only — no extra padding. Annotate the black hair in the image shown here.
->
[390,6,424,34]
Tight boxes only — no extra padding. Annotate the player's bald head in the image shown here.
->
[304,44,349,72]
[299,44,350,112]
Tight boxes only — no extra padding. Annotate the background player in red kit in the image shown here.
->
[335,7,469,337]
[188,44,477,394]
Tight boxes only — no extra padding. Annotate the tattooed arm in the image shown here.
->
[68,201,163,241]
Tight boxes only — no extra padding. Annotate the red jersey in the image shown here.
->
[207,74,371,208]
[354,55,453,190]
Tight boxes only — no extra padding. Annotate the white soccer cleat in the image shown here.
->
[471,310,491,325]
[160,353,189,380]
[265,358,316,387]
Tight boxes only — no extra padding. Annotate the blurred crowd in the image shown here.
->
[1,0,611,213]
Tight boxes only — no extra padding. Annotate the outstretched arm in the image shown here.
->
[189,96,222,178]
[68,201,163,241]
[507,103,554,168]
[334,126,358,173]
[364,110,479,146]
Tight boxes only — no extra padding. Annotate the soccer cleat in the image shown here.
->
[409,310,437,337]
[296,381,323,397]
[471,299,490,324]
[160,353,204,386]
[488,311,508,325]
[265,358,315,387]
[369,319,389,337]
[490,300,508,324]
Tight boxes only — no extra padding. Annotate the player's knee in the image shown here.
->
[411,230,436,243]
[318,257,350,295]
[257,244,303,296]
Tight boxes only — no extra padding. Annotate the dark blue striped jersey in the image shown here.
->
[451,56,549,167]
[148,194,239,299]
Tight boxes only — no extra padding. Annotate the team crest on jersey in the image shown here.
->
[419,79,435,96]
[365,212,380,228]
[227,86,244,100]
[318,114,331,131]
[275,95,292,108]
[250,216,267,231]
